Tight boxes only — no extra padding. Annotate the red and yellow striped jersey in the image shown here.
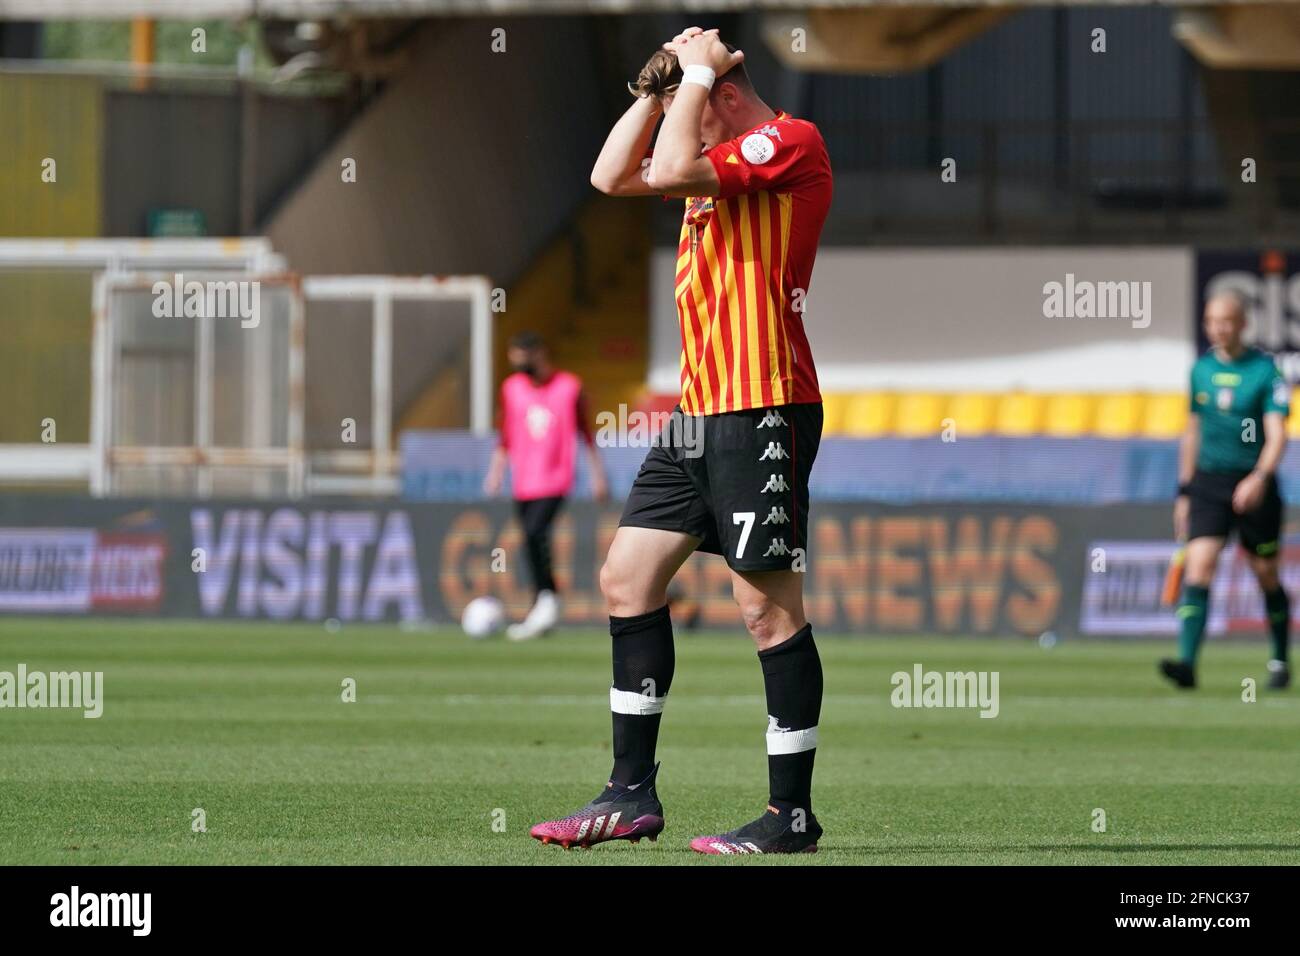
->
[673,110,832,415]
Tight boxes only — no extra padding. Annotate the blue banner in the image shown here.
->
[399,431,1300,505]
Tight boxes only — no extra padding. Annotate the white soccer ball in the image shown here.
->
[461,596,506,639]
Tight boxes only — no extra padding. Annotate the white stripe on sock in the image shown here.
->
[610,686,666,715]
[766,725,818,755]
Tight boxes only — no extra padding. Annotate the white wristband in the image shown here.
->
[681,65,716,91]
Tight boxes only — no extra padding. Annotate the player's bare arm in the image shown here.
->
[590,29,734,198]
[646,32,741,196]
[1257,412,1288,475]
[483,445,507,497]
[590,94,662,196]
[1234,412,1287,513]
[644,83,719,197]
[1174,412,1199,539]
[575,389,609,503]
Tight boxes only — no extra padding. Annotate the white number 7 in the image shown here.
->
[732,511,755,559]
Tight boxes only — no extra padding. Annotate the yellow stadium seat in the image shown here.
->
[894,393,948,437]
[1042,393,1094,437]
[947,393,997,437]
[843,392,896,437]
[1290,387,1300,439]
[1142,392,1188,438]
[1093,392,1145,438]
[820,393,850,436]
[996,392,1045,436]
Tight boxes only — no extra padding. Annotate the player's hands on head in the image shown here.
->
[673,30,744,75]
[663,26,708,52]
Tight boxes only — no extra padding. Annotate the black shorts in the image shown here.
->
[619,402,823,572]
[1186,468,1284,556]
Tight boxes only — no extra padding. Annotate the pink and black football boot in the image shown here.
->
[690,804,822,855]
[530,764,665,850]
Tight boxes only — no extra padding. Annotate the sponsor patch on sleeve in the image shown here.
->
[741,133,776,165]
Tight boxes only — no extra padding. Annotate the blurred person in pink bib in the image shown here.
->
[485,331,608,639]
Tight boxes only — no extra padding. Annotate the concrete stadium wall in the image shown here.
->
[265,16,607,283]
[103,88,347,236]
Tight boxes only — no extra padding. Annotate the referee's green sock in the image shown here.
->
[1264,586,1290,664]
[1177,584,1210,665]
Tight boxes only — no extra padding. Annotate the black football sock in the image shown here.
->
[609,605,675,786]
[1265,586,1290,664]
[759,624,822,818]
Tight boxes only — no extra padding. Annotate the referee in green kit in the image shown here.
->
[1163,291,1291,690]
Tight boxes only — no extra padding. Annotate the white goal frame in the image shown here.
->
[85,270,493,498]
[300,274,494,497]
[90,270,306,498]
[0,237,284,488]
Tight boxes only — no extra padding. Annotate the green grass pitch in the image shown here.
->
[1,616,1297,865]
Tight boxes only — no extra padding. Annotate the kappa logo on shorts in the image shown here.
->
[762,474,790,493]
[759,442,789,461]
[762,506,789,525]
[763,539,790,557]
[756,410,788,429]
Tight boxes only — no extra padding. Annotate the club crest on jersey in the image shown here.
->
[1216,387,1234,411]
[684,196,714,226]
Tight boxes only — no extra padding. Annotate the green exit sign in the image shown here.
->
[148,208,207,238]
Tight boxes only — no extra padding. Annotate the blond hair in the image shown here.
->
[628,43,749,101]
[629,49,682,100]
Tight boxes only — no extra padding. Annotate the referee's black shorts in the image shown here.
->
[619,402,823,573]
[1186,468,1284,557]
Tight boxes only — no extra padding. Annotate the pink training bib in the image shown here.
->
[500,370,583,500]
